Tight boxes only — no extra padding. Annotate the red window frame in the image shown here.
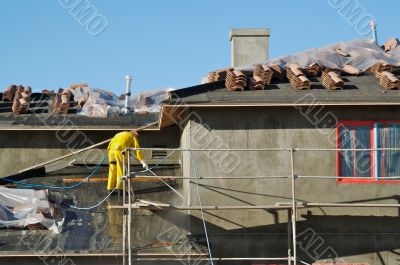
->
[336,120,400,183]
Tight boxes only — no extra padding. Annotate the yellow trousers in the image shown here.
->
[107,150,125,191]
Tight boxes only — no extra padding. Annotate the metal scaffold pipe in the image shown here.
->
[128,175,400,180]
[109,202,400,211]
[117,145,400,264]
[290,149,297,265]
[127,147,400,151]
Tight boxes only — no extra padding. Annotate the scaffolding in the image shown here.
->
[110,147,400,265]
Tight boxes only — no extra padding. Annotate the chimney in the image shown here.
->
[230,28,271,67]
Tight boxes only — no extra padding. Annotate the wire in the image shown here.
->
[189,150,215,265]
[1,156,107,190]
[147,168,184,200]
[135,148,185,199]
[67,148,180,210]
[67,183,119,210]
[129,148,178,176]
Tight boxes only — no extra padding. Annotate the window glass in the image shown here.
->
[376,123,400,178]
[339,125,371,177]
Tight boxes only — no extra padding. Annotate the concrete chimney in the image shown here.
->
[230,28,271,67]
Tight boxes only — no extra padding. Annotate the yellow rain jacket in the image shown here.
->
[107,131,144,191]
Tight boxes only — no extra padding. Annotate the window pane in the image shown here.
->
[376,124,400,179]
[339,125,371,177]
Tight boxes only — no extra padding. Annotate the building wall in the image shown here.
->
[0,125,188,265]
[0,126,180,177]
[182,106,400,264]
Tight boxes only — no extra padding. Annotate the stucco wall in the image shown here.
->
[181,106,400,264]
[0,126,180,177]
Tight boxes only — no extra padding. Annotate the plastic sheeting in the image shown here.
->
[0,187,64,234]
[388,45,400,61]
[129,88,173,113]
[73,88,121,118]
[238,38,400,72]
[73,87,172,117]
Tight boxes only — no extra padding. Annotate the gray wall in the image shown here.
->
[181,106,400,264]
[0,126,180,177]
[0,125,188,265]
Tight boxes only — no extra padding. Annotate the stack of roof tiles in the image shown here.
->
[305,63,321,76]
[1,83,85,115]
[12,86,32,114]
[1,85,52,114]
[370,62,393,75]
[378,71,400,90]
[321,69,344,90]
[286,63,311,90]
[2,85,32,114]
[3,85,17,102]
[369,63,400,90]
[225,70,246,91]
[53,83,88,114]
[382,37,399,52]
[53,88,72,114]
[248,76,265,90]
[254,64,273,85]
[206,37,400,92]
[341,64,360,75]
[270,65,286,80]
[207,68,233,82]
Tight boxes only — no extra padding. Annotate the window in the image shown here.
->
[337,121,400,182]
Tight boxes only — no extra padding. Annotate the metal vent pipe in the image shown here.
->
[370,20,378,45]
[124,74,133,115]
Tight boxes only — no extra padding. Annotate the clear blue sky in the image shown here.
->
[1,0,399,95]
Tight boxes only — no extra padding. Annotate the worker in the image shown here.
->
[107,130,148,194]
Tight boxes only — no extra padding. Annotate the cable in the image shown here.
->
[67,183,119,210]
[147,168,184,200]
[129,148,179,176]
[67,148,181,210]
[135,148,185,199]
[1,156,107,190]
[67,167,140,210]
[189,150,215,265]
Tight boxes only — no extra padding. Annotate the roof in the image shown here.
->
[0,112,159,130]
[166,74,400,105]
[158,38,400,127]
[0,92,159,130]
[159,73,400,127]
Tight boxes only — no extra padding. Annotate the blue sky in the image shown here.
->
[1,1,399,95]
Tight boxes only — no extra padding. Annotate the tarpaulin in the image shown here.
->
[0,187,64,234]
[240,38,400,72]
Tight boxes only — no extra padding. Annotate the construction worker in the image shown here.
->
[107,130,148,194]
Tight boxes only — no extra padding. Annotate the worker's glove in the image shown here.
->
[140,160,149,170]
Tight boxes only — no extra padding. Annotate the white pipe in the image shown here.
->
[370,20,378,44]
[124,74,133,114]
